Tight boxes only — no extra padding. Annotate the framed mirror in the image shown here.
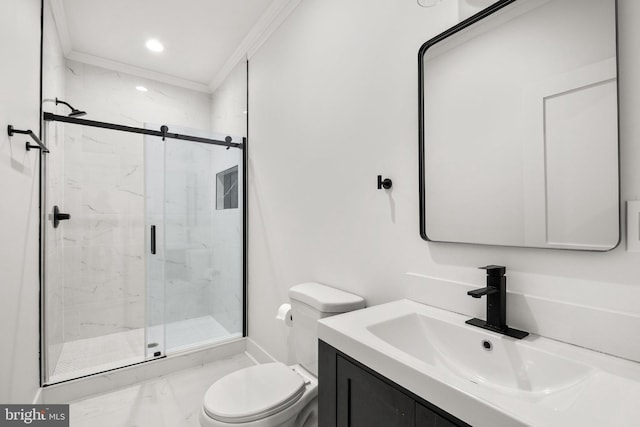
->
[419,0,619,251]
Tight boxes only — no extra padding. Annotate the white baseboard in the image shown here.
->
[245,338,279,364]
[32,388,43,404]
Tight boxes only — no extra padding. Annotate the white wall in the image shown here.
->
[0,0,43,402]
[457,0,499,21]
[247,0,640,364]
[211,60,248,138]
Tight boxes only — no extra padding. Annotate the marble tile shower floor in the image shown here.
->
[51,316,239,383]
[69,353,254,427]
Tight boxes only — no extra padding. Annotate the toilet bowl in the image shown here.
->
[199,363,317,427]
[199,282,365,427]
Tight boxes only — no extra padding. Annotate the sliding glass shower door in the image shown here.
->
[42,118,244,384]
[145,128,244,355]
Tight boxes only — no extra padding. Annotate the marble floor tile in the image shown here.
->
[69,353,254,427]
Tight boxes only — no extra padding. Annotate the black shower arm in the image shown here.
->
[55,99,73,110]
[7,125,50,153]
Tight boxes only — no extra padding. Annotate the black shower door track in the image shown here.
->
[43,112,243,149]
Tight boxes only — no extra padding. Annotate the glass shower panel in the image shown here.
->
[42,117,65,382]
[44,121,151,383]
[163,132,243,352]
[144,134,166,358]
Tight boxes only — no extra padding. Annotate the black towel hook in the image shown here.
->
[377,175,392,190]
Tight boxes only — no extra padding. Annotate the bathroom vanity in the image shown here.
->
[317,300,640,427]
[319,340,468,426]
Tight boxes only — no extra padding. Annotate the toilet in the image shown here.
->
[200,282,365,427]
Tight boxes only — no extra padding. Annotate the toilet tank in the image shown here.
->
[289,282,365,376]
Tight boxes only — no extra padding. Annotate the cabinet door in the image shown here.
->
[416,403,458,427]
[336,356,414,427]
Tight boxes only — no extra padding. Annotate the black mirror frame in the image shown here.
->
[417,0,621,251]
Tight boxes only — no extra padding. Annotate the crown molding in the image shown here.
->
[47,0,303,95]
[66,51,212,94]
[209,0,303,93]
[48,0,211,93]
[246,0,304,59]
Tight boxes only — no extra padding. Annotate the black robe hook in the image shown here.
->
[377,175,392,190]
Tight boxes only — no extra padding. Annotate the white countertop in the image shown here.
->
[318,299,640,427]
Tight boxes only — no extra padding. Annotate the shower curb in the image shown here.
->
[40,337,246,404]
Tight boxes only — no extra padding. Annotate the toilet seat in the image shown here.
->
[203,362,306,424]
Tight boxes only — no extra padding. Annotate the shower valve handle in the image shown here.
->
[53,205,71,228]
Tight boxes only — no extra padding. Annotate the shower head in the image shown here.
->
[55,97,87,118]
[68,109,87,118]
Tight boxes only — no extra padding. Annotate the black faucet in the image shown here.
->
[465,265,528,339]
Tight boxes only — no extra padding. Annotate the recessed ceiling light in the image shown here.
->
[136,85,148,92]
[145,39,164,53]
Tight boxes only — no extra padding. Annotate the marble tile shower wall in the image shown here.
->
[164,138,219,325]
[209,151,243,335]
[62,61,212,341]
[61,124,146,341]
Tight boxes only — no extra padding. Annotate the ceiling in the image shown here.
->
[51,0,276,92]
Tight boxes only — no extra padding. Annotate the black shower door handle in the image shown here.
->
[150,225,156,255]
[53,205,71,228]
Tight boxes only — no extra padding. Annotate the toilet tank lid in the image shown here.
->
[289,282,365,313]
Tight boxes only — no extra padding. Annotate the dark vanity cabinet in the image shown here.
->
[336,354,414,427]
[319,341,469,427]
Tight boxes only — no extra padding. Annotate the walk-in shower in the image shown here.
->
[40,113,246,384]
[40,0,250,386]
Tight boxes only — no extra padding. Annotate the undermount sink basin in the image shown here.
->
[366,312,592,395]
